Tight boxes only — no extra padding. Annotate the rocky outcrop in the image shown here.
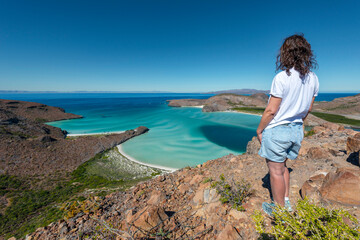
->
[26,121,360,239]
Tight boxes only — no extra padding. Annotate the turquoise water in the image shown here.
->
[1,92,357,169]
[47,101,260,169]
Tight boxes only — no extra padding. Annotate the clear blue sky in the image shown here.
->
[0,0,359,92]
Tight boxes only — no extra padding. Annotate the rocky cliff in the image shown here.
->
[26,122,360,240]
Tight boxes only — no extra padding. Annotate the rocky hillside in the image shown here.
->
[313,93,360,119]
[26,122,360,239]
[0,99,82,122]
[0,99,149,177]
[168,93,268,112]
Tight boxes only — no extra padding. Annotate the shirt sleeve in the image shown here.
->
[269,74,284,98]
[313,75,319,97]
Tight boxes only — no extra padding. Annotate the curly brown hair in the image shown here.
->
[276,34,317,77]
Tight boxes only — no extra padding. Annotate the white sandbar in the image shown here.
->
[67,131,125,137]
[117,144,178,172]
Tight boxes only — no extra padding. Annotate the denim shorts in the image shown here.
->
[258,122,304,163]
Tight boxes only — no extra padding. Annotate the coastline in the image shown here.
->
[117,144,178,172]
[182,105,263,116]
[67,130,177,172]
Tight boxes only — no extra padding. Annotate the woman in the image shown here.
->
[257,34,319,216]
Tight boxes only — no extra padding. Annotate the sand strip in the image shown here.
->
[67,131,125,137]
[117,144,178,172]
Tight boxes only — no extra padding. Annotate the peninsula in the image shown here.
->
[167,93,360,128]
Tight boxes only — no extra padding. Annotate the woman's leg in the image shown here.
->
[267,159,286,206]
[284,159,290,198]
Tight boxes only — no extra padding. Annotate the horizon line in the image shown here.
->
[0,90,359,94]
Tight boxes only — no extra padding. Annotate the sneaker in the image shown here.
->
[285,200,293,212]
[262,202,276,217]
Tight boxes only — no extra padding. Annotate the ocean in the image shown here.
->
[1,92,357,169]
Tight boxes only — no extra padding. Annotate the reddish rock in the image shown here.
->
[347,133,360,153]
[190,174,203,185]
[319,168,360,206]
[216,224,241,240]
[300,172,327,204]
[130,206,168,231]
[147,190,166,205]
[321,122,342,131]
[307,147,330,159]
[311,126,326,134]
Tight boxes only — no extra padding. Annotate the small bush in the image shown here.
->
[211,174,251,211]
[304,129,316,137]
[252,199,360,239]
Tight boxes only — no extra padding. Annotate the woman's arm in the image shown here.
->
[256,96,282,142]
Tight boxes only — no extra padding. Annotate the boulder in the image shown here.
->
[246,137,260,155]
[130,206,168,231]
[319,168,360,206]
[300,172,328,204]
[307,147,330,159]
[347,133,360,166]
[347,133,360,153]
[216,224,241,240]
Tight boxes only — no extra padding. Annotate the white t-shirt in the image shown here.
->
[265,68,319,129]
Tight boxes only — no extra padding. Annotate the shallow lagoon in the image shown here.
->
[2,92,357,169]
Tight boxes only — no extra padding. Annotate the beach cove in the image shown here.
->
[2,92,358,170]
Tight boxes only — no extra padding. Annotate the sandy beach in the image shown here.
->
[117,144,177,172]
[67,130,177,172]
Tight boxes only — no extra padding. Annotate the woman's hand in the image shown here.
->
[256,129,263,143]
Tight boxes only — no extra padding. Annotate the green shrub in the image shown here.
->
[211,174,251,211]
[252,199,360,239]
[312,112,360,126]
[304,129,316,137]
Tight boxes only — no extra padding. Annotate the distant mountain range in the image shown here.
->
[203,89,270,95]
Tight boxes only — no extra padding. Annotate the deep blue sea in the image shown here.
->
[1,92,357,169]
